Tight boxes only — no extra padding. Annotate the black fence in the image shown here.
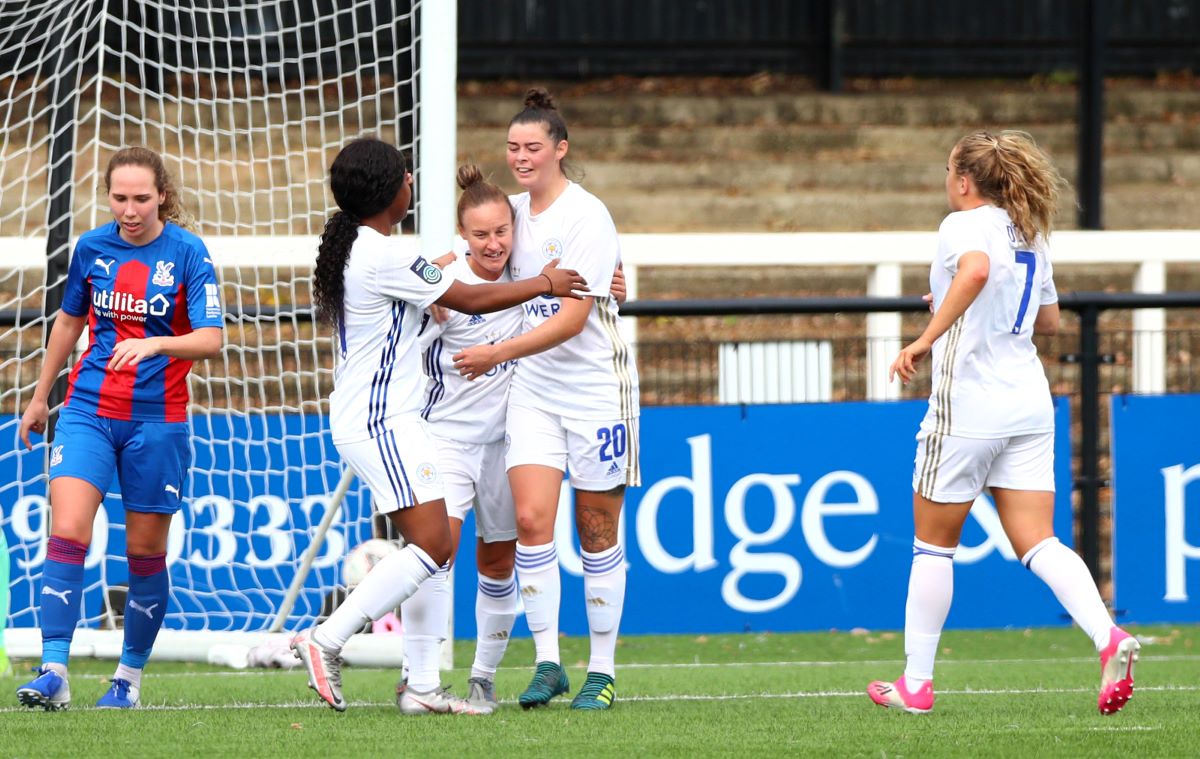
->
[4,2,1195,84]
[459,0,1200,80]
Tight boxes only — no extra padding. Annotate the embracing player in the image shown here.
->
[453,88,639,711]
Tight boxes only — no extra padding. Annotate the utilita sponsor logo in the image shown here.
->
[93,290,171,321]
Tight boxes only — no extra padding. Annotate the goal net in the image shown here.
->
[0,0,454,665]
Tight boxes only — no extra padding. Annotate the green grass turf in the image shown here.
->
[2,625,1197,758]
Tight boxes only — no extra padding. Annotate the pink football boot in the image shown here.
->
[1098,626,1140,715]
[867,676,934,714]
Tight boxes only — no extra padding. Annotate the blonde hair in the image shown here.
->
[105,146,196,231]
[455,163,513,227]
[952,130,1068,248]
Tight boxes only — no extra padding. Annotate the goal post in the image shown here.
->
[0,0,457,667]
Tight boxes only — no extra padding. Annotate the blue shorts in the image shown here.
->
[49,407,191,514]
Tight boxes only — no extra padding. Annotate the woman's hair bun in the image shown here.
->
[523,87,556,111]
[457,163,485,190]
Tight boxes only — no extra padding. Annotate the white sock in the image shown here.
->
[472,573,517,681]
[113,663,142,690]
[903,538,956,691]
[316,544,437,651]
[400,562,450,692]
[515,541,561,664]
[1022,537,1113,651]
[45,662,68,679]
[582,544,626,678]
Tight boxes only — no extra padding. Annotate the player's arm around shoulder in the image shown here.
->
[452,295,592,381]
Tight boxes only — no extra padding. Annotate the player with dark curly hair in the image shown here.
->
[291,136,586,713]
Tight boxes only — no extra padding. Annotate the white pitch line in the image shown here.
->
[0,685,1196,713]
[126,653,1200,677]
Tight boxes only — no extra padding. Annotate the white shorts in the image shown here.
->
[432,434,517,543]
[505,403,641,491]
[336,417,444,514]
[913,431,1055,503]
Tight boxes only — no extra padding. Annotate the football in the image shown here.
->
[342,538,401,589]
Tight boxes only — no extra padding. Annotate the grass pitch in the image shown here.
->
[2,625,1198,758]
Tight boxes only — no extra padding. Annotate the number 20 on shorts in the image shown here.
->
[597,423,627,462]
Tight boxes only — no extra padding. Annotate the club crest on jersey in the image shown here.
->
[409,256,443,284]
[152,260,175,287]
[541,238,564,261]
[414,461,439,485]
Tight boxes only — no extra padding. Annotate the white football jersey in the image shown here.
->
[921,205,1058,439]
[418,255,523,444]
[506,182,640,421]
[329,226,455,444]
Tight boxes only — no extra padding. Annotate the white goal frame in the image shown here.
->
[0,1,458,669]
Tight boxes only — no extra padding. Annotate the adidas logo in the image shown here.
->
[606,461,622,476]
[466,314,486,326]
[487,631,510,641]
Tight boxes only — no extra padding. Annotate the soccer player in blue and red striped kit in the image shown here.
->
[16,147,224,710]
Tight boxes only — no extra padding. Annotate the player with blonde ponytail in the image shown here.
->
[867,130,1138,716]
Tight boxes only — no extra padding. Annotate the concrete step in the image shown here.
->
[454,153,1200,195]
[458,122,1200,164]
[459,90,1200,129]
[602,185,1200,233]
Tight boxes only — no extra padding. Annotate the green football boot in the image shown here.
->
[570,672,616,710]
[518,661,569,709]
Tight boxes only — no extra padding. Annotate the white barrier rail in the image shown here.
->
[4,229,1197,399]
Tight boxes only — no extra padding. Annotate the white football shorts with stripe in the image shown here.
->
[505,402,640,491]
[912,430,1054,504]
[336,415,445,513]
[433,434,517,543]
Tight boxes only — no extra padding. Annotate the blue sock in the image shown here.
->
[121,553,169,669]
[41,536,88,667]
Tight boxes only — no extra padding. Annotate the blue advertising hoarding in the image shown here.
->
[1111,394,1200,623]
[3,399,1073,636]
[1,412,376,632]
[454,398,1074,636]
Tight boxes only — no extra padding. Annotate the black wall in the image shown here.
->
[457,0,1200,79]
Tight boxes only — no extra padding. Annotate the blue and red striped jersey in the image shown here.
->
[61,221,224,422]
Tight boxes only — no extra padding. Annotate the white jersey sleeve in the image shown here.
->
[559,206,619,297]
[377,248,454,310]
[328,227,456,445]
[937,211,991,272]
[1040,253,1058,305]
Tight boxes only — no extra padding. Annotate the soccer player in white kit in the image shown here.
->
[401,164,629,714]
[291,137,587,712]
[866,131,1138,716]
[453,88,639,711]
[396,165,524,715]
